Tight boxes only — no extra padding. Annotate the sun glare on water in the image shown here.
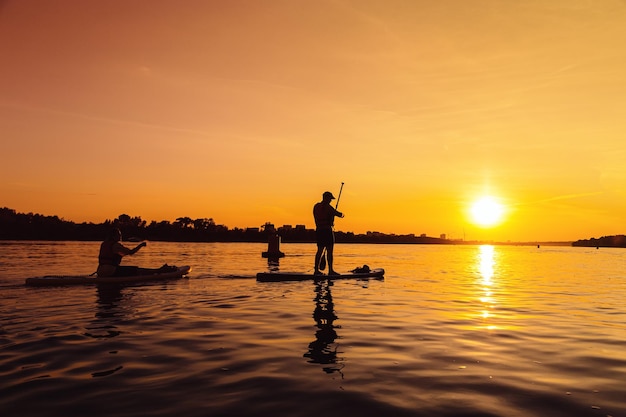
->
[469,196,505,227]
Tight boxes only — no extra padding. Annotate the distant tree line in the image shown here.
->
[0,208,268,242]
[572,235,626,248]
[0,207,451,244]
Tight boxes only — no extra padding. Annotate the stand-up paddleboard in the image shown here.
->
[25,265,192,287]
[257,267,384,282]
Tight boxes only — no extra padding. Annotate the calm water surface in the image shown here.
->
[1,241,625,417]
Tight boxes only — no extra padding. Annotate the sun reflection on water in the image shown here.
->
[478,245,497,330]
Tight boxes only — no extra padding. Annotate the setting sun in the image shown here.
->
[470,196,505,228]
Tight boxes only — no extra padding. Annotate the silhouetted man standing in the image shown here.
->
[313,191,344,275]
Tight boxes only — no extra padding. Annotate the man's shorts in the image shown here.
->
[316,228,334,248]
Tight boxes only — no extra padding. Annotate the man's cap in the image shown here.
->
[323,191,335,199]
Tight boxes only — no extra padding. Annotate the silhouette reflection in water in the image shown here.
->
[84,285,126,339]
[266,257,280,272]
[304,279,344,375]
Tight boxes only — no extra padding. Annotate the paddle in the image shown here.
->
[319,182,344,271]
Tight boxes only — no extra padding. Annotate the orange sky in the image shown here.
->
[2,0,626,242]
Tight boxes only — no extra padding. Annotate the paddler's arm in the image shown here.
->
[130,241,147,254]
[114,241,147,256]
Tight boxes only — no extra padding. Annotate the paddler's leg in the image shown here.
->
[314,246,324,275]
[114,266,140,276]
[327,235,339,276]
[327,250,338,275]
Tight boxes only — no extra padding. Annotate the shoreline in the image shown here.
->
[0,238,575,246]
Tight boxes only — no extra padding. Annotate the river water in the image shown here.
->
[1,241,625,417]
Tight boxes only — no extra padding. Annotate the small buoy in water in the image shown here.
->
[262,232,285,258]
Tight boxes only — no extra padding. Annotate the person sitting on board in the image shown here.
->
[313,191,344,276]
[97,227,174,277]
